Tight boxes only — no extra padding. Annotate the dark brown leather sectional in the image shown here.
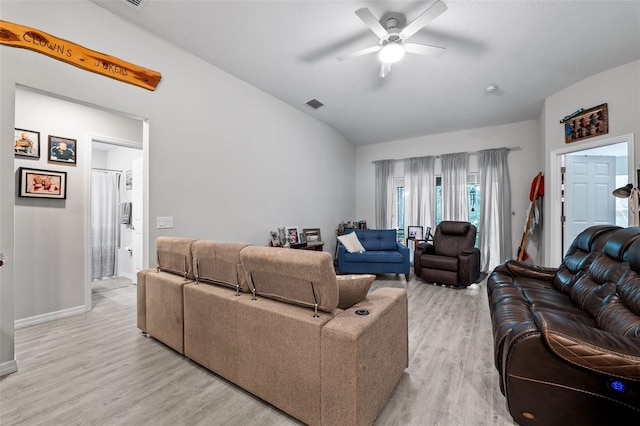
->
[487,225,640,425]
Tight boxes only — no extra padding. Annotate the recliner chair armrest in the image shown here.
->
[458,248,481,286]
[534,310,640,378]
[504,259,558,281]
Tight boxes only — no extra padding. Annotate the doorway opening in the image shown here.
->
[549,134,635,265]
[90,140,143,298]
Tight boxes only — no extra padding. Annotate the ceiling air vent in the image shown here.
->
[306,99,324,110]
[124,0,148,9]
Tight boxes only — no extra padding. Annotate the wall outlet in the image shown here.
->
[156,216,173,229]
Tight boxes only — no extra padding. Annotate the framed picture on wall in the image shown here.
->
[14,128,40,158]
[18,167,67,199]
[48,135,77,165]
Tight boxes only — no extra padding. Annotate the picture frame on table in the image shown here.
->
[14,128,40,158]
[408,225,424,240]
[18,167,67,199]
[303,228,322,244]
[48,135,77,165]
[270,231,281,247]
[286,226,300,245]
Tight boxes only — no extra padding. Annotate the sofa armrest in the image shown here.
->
[459,248,481,286]
[504,259,558,281]
[321,287,408,425]
[534,310,640,378]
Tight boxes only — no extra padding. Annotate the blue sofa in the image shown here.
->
[337,229,410,281]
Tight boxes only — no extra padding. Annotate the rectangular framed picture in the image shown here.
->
[48,135,77,165]
[14,128,40,158]
[564,103,608,143]
[286,226,300,245]
[408,226,424,240]
[302,228,322,244]
[18,167,67,199]
[125,170,132,190]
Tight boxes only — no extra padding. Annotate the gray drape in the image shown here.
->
[441,152,469,221]
[374,160,395,229]
[478,148,512,272]
[405,156,436,230]
[91,170,121,280]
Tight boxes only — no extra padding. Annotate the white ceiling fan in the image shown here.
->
[337,0,448,78]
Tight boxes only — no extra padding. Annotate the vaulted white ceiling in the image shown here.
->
[91,0,640,146]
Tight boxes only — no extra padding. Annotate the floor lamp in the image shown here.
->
[612,169,640,226]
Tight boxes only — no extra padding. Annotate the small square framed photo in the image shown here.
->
[408,226,424,240]
[14,128,40,158]
[18,167,67,199]
[48,135,77,165]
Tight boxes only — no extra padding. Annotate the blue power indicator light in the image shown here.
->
[609,380,626,393]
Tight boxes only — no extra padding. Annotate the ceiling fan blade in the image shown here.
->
[337,45,381,62]
[379,62,391,78]
[355,8,389,40]
[404,43,446,57]
[400,0,448,39]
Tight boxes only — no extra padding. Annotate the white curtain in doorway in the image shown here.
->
[478,148,512,272]
[441,152,469,221]
[91,170,121,280]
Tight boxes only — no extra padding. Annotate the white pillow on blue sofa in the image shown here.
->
[337,232,366,253]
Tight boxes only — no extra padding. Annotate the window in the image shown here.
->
[435,174,481,245]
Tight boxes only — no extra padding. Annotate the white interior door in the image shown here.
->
[564,155,616,248]
[131,157,143,284]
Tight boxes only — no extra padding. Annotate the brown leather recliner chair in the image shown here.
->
[414,221,481,288]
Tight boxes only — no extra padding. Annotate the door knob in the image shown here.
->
[0,253,6,267]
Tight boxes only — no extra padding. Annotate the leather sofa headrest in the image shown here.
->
[573,225,621,252]
[439,221,470,236]
[602,227,640,261]
[629,237,640,273]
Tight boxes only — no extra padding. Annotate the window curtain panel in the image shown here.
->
[405,156,436,231]
[478,148,512,272]
[374,159,395,229]
[91,170,121,280]
[441,152,469,221]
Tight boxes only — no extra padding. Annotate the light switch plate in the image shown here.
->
[156,216,173,229]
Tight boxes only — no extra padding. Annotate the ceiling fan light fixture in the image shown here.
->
[378,42,405,64]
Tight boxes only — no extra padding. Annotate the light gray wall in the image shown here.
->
[355,119,542,262]
[542,60,640,265]
[1,0,355,370]
[14,88,143,322]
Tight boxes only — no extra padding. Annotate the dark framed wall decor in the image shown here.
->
[14,128,40,158]
[18,167,67,199]
[48,135,77,165]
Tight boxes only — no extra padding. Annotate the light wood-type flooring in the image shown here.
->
[0,274,517,426]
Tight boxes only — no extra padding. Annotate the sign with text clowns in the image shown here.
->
[0,20,161,91]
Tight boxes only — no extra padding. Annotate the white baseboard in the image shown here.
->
[15,305,86,329]
[0,359,18,377]
[119,272,133,280]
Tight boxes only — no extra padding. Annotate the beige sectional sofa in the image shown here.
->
[137,237,409,425]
